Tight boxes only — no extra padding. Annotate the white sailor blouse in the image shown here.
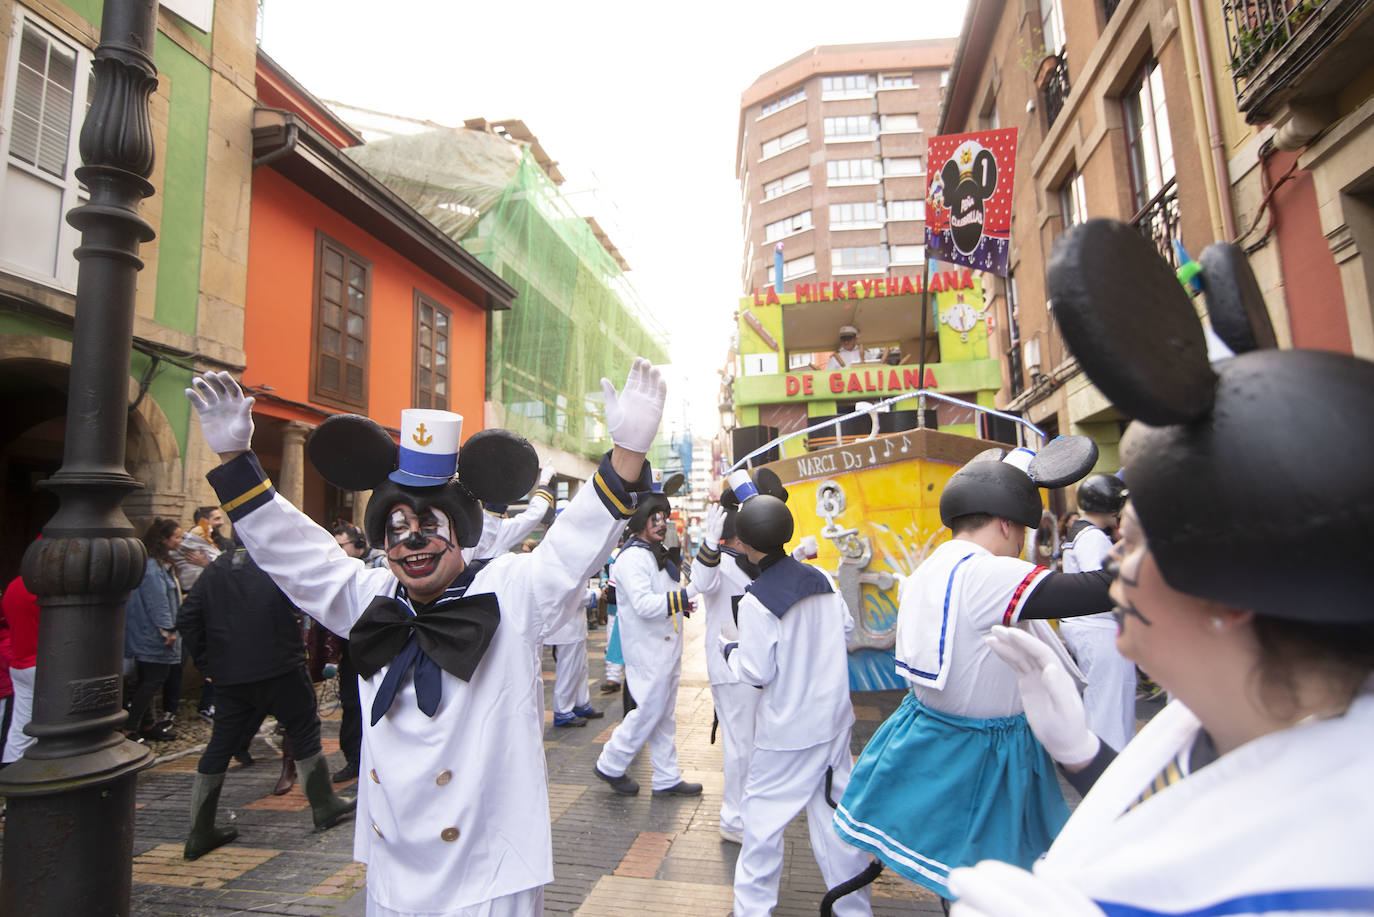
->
[688,542,757,687]
[609,539,689,667]
[207,451,643,915]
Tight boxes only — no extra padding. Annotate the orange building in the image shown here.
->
[243,53,515,525]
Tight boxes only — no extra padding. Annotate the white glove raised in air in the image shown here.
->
[185,371,255,455]
[984,625,1101,765]
[948,861,1106,917]
[701,503,726,550]
[601,358,666,454]
[791,535,819,560]
[538,463,555,487]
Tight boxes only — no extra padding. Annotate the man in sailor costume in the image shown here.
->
[719,472,874,917]
[184,360,665,917]
[687,474,766,844]
[593,473,702,797]
[1058,473,1135,753]
[833,439,1115,902]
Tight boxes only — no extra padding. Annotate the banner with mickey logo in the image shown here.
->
[924,128,1018,277]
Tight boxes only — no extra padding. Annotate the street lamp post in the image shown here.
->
[0,1,160,913]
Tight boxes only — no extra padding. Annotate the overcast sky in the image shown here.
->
[258,0,967,436]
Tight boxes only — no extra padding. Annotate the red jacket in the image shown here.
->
[2,575,40,670]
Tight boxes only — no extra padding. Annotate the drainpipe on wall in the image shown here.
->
[1181,0,1239,241]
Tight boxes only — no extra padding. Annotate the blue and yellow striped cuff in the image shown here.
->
[696,544,721,568]
[205,452,276,522]
[532,485,555,506]
[666,588,690,617]
[591,452,649,519]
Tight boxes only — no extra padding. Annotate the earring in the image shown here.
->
[1210,616,1225,631]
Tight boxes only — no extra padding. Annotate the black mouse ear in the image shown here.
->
[1048,219,1218,425]
[307,415,397,492]
[662,472,686,497]
[1198,242,1278,354]
[456,429,540,505]
[754,467,789,504]
[720,488,740,511]
[1028,435,1099,489]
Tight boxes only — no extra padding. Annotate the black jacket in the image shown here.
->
[177,547,308,686]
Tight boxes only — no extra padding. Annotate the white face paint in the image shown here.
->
[384,504,464,604]
[643,511,668,544]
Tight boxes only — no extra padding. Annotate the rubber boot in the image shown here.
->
[298,752,356,831]
[273,733,296,796]
[184,772,239,860]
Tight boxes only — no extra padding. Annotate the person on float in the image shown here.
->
[1058,472,1135,752]
[593,473,702,797]
[946,218,1374,917]
[184,360,665,917]
[687,480,762,844]
[825,325,864,369]
[833,436,1116,903]
[719,471,873,917]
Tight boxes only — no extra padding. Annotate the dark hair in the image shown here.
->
[949,513,996,536]
[328,519,367,552]
[141,518,181,561]
[193,505,218,524]
[1250,616,1374,719]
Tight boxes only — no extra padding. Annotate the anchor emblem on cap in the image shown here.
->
[412,423,433,447]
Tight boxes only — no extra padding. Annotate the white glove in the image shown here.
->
[685,581,701,600]
[984,625,1100,765]
[796,535,819,559]
[948,861,1105,917]
[701,504,726,549]
[601,358,665,454]
[538,464,555,487]
[185,372,255,455]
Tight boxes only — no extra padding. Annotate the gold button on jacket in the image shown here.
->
[436,770,452,786]
[440,827,460,842]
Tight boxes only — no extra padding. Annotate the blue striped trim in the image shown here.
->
[899,552,976,681]
[696,545,721,567]
[397,445,457,478]
[667,588,689,616]
[206,452,276,522]
[1097,888,1374,917]
[590,452,645,519]
[531,486,554,505]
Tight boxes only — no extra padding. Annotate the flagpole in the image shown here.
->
[916,257,933,428]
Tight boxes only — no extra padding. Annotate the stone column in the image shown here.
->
[277,422,310,509]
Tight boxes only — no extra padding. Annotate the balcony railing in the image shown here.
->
[1224,0,1325,85]
[1130,178,1181,268]
[1041,53,1071,129]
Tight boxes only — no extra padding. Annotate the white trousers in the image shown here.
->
[550,640,590,715]
[3,665,35,764]
[595,658,682,790]
[366,885,542,917]
[1060,619,1137,752]
[711,680,760,835]
[733,731,873,917]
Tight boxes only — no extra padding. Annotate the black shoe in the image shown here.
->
[332,762,359,784]
[598,681,622,694]
[653,780,703,797]
[553,712,587,728]
[571,704,605,720]
[233,750,255,767]
[593,766,639,795]
[139,724,178,742]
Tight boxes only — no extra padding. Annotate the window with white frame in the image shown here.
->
[880,114,920,133]
[1040,0,1067,54]
[760,86,805,117]
[764,210,812,242]
[761,126,807,159]
[881,73,914,89]
[0,13,95,288]
[824,116,876,140]
[762,167,809,201]
[821,73,876,98]
[829,201,879,228]
[833,246,885,271]
[884,156,923,176]
[1058,167,1087,228]
[827,159,879,184]
[886,199,923,221]
[889,244,925,264]
[783,253,815,280]
[1122,59,1175,214]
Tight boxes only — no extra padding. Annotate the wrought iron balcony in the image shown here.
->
[1039,53,1071,129]
[1224,0,1374,123]
[1130,179,1181,269]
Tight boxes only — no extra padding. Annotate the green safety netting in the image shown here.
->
[346,131,669,459]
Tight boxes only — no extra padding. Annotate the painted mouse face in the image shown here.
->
[941,143,998,256]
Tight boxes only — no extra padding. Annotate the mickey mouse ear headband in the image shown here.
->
[1048,219,1374,623]
[306,409,540,549]
[938,437,1100,530]
[728,469,794,551]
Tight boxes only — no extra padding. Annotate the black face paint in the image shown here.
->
[385,506,455,553]
[1106,551,1152,628]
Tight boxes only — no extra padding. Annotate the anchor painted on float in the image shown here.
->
[814,480,895,651]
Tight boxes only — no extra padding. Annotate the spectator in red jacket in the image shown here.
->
[2,552,40,764]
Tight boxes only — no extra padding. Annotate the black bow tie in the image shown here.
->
[632,538,679,580]
[350,591,500,724]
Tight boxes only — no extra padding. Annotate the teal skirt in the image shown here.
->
[605,606,623,666]
[833,692,1068,898]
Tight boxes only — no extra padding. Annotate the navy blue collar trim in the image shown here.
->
[745,555,831,618]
